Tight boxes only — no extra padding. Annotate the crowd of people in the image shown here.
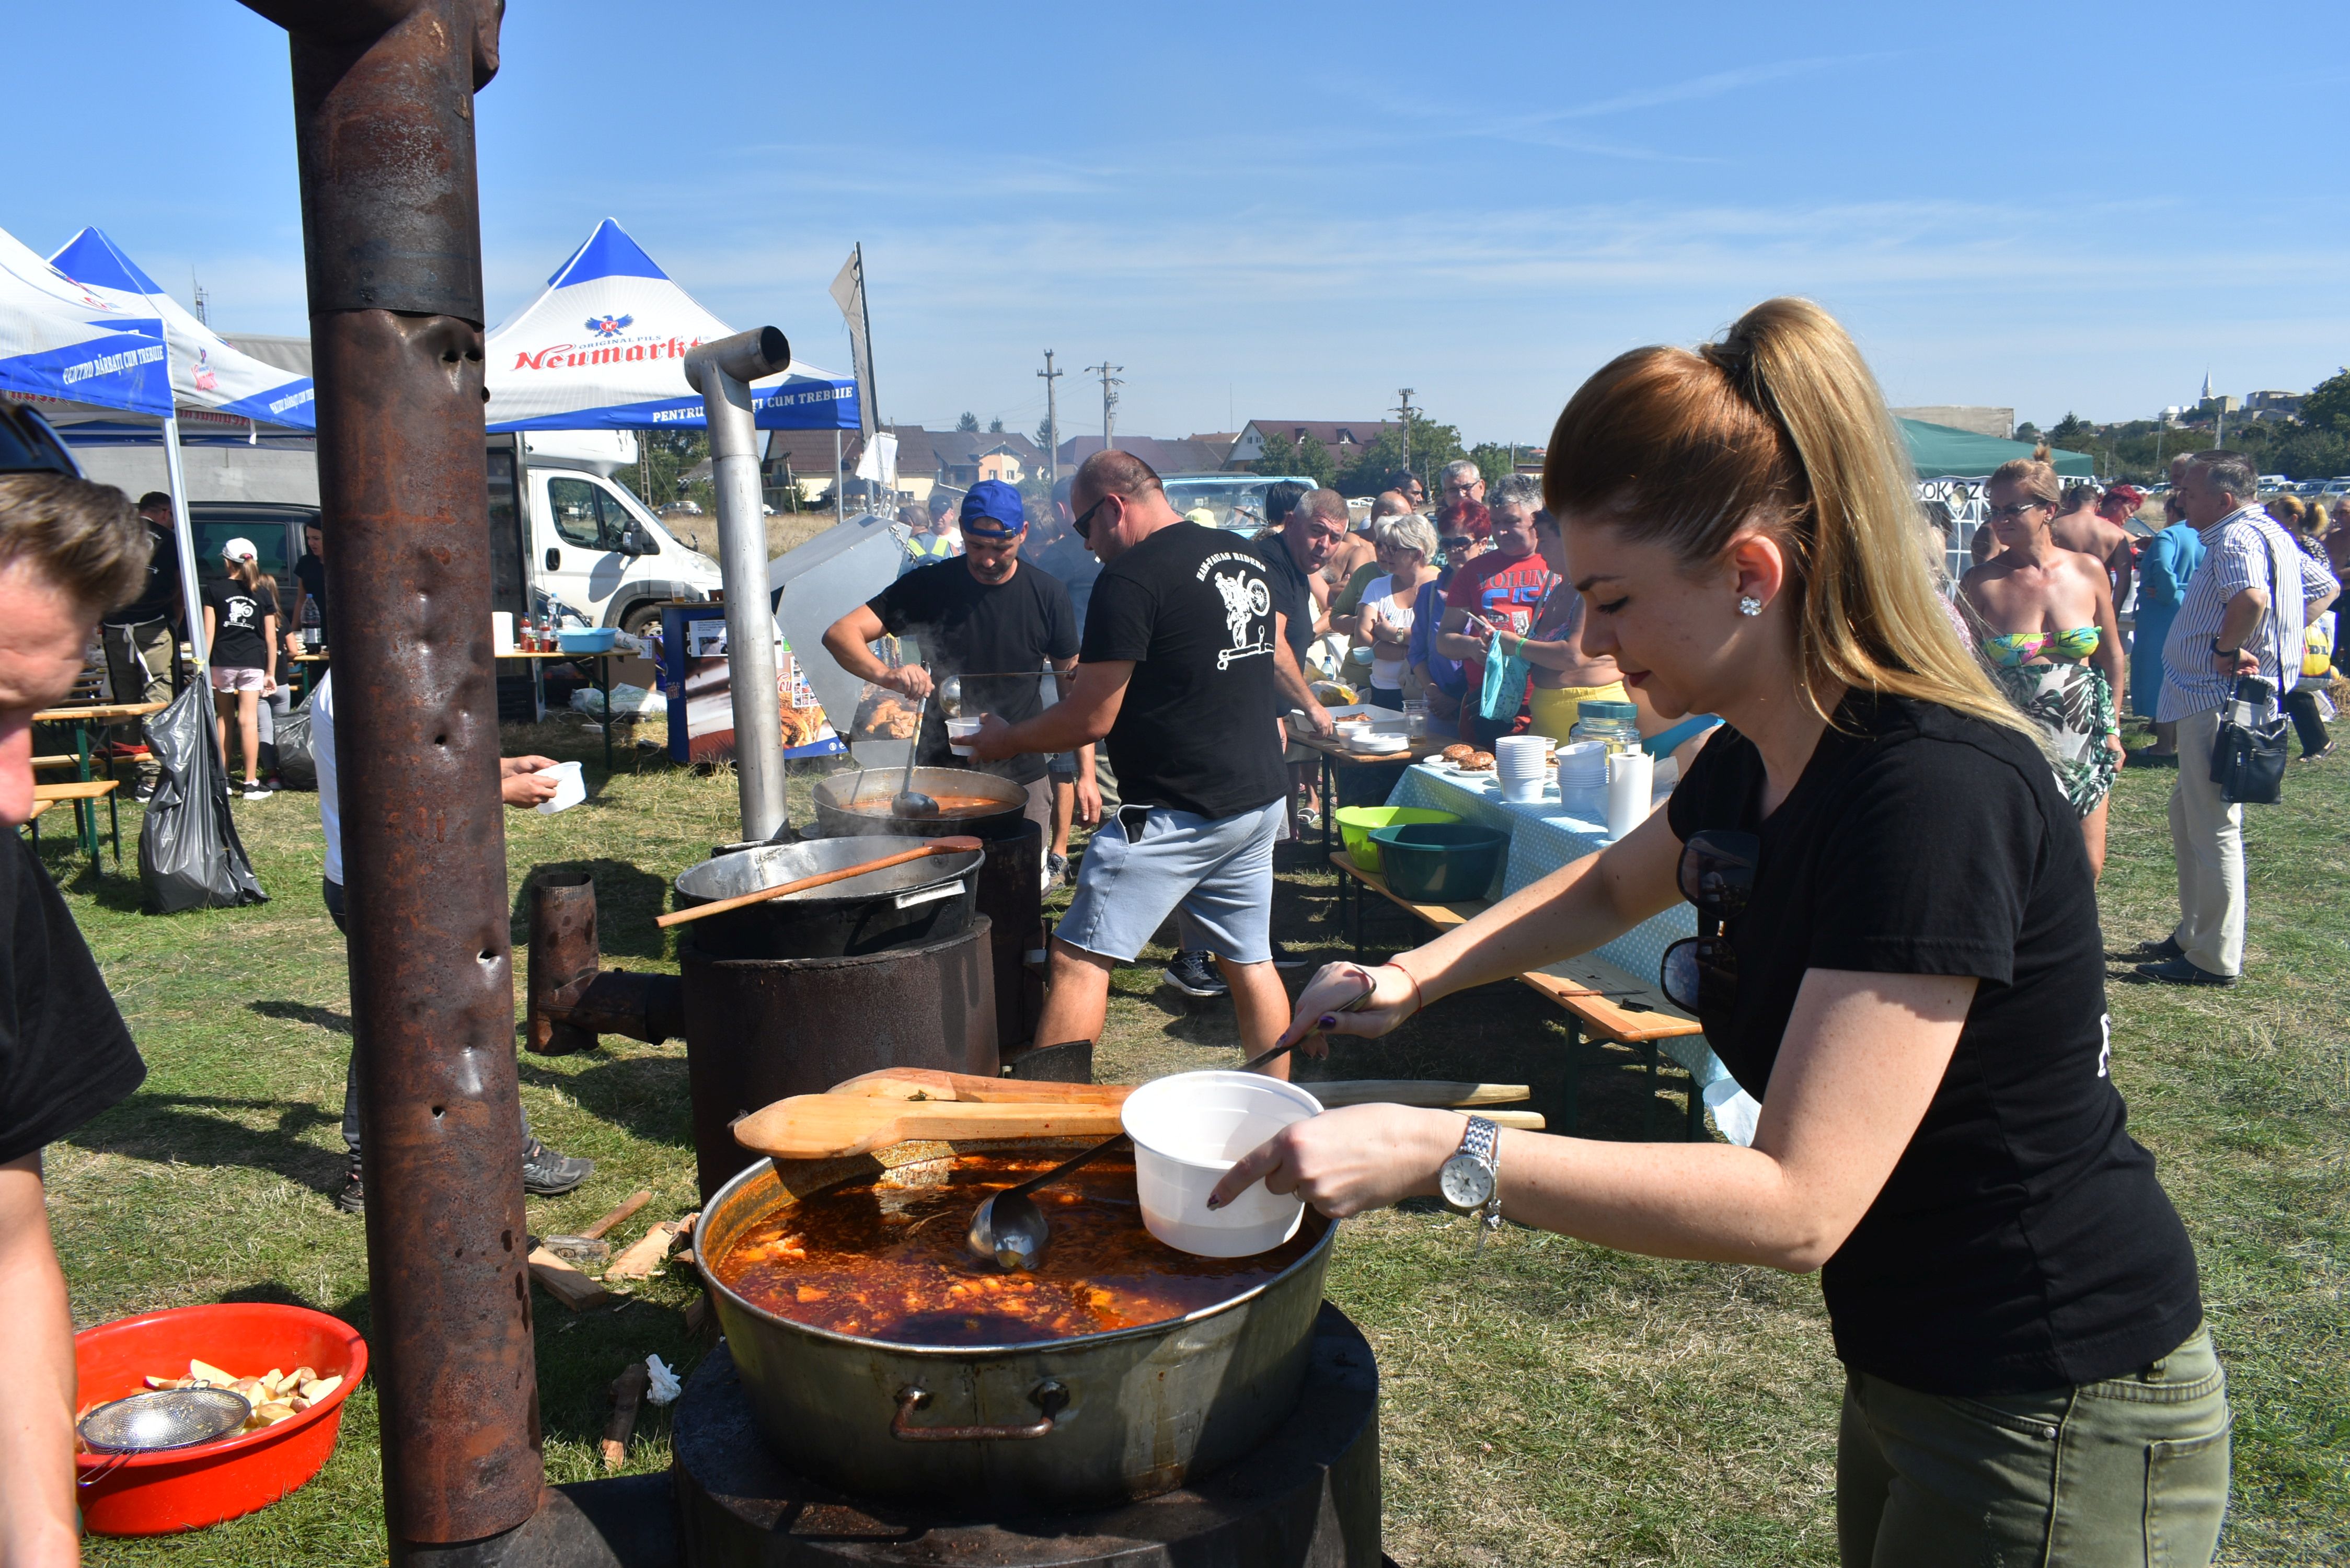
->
[7,285,2347,1563]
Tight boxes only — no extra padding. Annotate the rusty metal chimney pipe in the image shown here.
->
[239,0,545,1553]
[683,326,793,841]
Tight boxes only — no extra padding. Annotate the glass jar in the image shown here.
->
[1568,699,1642,755]
[1401,699,1427,739]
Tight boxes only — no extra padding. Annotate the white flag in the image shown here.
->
[830,246,878,438]
[854,430,898,493]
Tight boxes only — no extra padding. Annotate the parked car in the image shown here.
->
[2320,478,2350,501]
[1160,474,1318,534]
[2256,474,2293,494]
[490,433,722,633]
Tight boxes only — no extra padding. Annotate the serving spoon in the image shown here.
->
[889,694,938,817]
[965,1133,1130,1272]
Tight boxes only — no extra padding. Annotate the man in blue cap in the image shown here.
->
[823,479,1092,846]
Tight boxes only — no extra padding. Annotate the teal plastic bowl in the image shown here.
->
[1365,822,1509,902]
[558,626,618,653]
[1333,806,1461,873]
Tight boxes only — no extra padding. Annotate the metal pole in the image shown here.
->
[1038,349,1060,483]
[240,2,543,1556]
[158,411,208,668]
[686,326,794,842]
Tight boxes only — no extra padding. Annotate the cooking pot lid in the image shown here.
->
[675,837,982,906]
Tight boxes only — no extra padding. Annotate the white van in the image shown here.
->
[487,430,723,633]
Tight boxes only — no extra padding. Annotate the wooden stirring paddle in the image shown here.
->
[827,1067,1534,1112]
[738,1091,1548,1161]
[656,836,982,929]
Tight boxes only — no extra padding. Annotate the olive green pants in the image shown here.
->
[1838,1327,2230,1567]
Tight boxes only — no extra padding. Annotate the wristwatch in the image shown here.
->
[1437,1116,1504,1251]
[2210,640,2239,656]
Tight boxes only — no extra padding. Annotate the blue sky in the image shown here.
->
[6,2,2344,444]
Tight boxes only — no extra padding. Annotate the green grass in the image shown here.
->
[45,713,2348,1564]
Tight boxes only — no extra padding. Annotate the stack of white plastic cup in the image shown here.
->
[1556,741,1609,817]
[1493,735,1551,803]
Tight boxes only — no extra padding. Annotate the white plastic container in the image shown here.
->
[1348,730,1406,753]
[1605,750,1655,839]
[1119,1071,1324,1257]
[945,717,983,756]
[492,612,516,655]
[534,759,585,815]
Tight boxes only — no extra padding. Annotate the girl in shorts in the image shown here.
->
[202,537,279,800]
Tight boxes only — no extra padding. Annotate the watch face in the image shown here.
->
[1438,1154,1494,1211]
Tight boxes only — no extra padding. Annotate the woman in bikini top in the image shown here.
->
[1958,459,2127,875]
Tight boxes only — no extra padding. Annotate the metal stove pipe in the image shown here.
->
[684,327,793,842]
[238,0,544,1552]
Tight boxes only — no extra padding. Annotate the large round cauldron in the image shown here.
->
[813,767,1029,842]
[673,837,981,960]
[697,1139,1335,1512]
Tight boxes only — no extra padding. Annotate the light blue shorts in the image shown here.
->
[1057,799,1282,965]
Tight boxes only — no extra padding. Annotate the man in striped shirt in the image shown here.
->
[2133,451,2339,986]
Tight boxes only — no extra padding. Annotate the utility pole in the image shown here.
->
[1038,350,1063,482]
[1088,361,1123,452]
[1393,387,1418,476]
[190,270,209,325]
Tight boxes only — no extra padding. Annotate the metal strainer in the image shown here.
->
[79,1387,251,1454]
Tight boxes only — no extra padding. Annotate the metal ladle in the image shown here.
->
[888,693,937,817]
[966,1133,1130,1272]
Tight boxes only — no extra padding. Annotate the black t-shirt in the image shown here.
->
[203,579,279,672]
[102,520,180,627]
[0,837,143,1166]
[1251,532,1316,663]
[293,552,328,640]
[1666,693,2201,1396]
[868,557,1078,786]
[1080,521,1285,819]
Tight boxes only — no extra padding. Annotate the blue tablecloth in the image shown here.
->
[1386,763,1760,1140]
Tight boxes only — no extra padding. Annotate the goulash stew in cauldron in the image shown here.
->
[714,1151,1317,1346]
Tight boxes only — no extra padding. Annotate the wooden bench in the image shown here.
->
[1330,852,1713,1140]
[32,755,82,771]
[30,779,121,872]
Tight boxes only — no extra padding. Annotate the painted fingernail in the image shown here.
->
[1204,1195,1225,1211]
[1319,1015,1338,1029]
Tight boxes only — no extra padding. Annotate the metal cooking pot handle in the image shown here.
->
[893,882,964,910]
[891,1379,1067,1442]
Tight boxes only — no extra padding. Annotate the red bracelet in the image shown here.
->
[1389,964,1425,1017]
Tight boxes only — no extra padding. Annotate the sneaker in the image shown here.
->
[241,781,271,801]
[2122,935,2184,962]
[1161,949,1229,998]
[1045,852,1069,891]
[334,1159,365,1214]
[2129,955,2238,988]
[521,1138,594,1196]
[2299,740,2336,763]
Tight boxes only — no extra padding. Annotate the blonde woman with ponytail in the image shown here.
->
[1212,299,2226,1567]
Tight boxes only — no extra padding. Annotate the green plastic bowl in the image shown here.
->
[1366,822,1510,902]
[1333,806,1461,873]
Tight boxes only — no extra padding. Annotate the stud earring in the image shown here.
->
[1737,595,1763,617]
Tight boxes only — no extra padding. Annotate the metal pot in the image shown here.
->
[673,837,982,960]
[812,766,1030,842]
[697,1140,1335,1512]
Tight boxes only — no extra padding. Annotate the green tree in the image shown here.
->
[1334,413,1464,497]
[2301,367,2350,435]
[621,428,713,516]
[2049,412,2088,444]
[1468,442,1519,490]
[988,416,1004,433]
[1035,416,1055,452]
[1252,432,1337,489]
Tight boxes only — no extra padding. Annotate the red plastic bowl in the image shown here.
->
[74,1302,368,1536]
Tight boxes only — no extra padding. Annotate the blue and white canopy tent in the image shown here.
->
[485,218,859,435]
[49,227,316,431]
[0,223,209,657]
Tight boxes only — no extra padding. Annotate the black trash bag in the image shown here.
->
[137,682,268,913]
[274,696,317,791]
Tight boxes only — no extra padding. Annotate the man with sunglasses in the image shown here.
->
[967,451,1301,1071]
[823,480,1088,842]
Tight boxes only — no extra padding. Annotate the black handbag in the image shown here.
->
[2210,675,2288,805]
